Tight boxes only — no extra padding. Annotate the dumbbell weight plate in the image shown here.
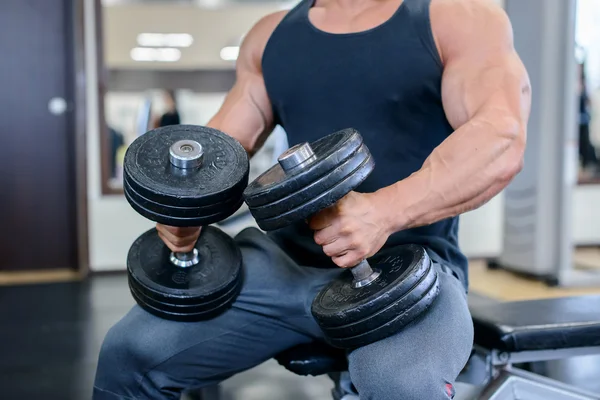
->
[317,260,439,340]
[323,276,440,349]
[124,125,249,209]
[248,144,371,220]
[244,128,363,208]
[127,227,242,320]
[251,154,375,231]
[124,187,245,227]
[311,245,432,328]
[129,288,237,322]
[123,173,244,219]
[130,275,242,314]
[129,275,243,322]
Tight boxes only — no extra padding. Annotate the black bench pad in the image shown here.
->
[471,295,600,353]
[275,341,348,376]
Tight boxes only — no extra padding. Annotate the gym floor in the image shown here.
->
[2,251,600,400]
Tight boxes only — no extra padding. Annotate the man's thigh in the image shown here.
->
[347,264,474,400]
[94,228,337,399]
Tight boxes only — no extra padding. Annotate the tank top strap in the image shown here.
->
[402,0,443,69]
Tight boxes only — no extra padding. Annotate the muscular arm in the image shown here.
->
[205,11,285,156]
[156,12,284,252]
[379,0,530,232]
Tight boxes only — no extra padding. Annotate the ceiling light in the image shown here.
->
[220,46,239,61]
[137,33,194,48]
[130,47,182,62]
[195,0,223,9]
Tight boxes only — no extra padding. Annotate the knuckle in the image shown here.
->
[332,257,345,268]
[340,222,355,235]
[314,233,324,245]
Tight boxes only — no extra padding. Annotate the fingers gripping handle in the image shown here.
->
[278,143,381,288]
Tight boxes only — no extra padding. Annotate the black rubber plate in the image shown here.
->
[129,278,242,322]
[244,129,362,208]
[124,184,245,227]
[253,154,375,231]
[127,226,242,306]
[311,245,431,327]
[123,173,244,219]
[124,125,249,208]
[324,275,440,349]
[248,144,371,220]
[130,275,242,314]
[319,262,439,338]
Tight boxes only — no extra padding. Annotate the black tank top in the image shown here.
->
[262,0,468,287]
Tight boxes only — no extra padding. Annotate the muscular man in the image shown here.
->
[94,0,530,398]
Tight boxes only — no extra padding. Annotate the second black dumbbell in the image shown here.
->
[243,129,440,349]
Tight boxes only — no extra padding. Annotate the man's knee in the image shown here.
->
[347,267,473,399]
[350,365,455,400]
[94,309,162,397]
[99,321,146,369]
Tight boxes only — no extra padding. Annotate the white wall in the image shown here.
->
[85,0,600,272]
[103,4,283,70]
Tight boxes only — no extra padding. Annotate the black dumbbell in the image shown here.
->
[243,129,440,349]
[123,125,249,322]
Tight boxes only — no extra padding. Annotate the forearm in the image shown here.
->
[380,112,525,233]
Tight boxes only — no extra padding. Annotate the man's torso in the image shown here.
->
[254,0,468,287]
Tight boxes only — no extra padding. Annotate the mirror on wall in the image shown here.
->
[576,0,600,183]
[98,0,296,194]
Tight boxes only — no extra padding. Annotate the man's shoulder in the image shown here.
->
[429,0,512,63]
[430,0,509,34]
[430,0,505,15]
[237,10,288,72]
[249,10,289,46]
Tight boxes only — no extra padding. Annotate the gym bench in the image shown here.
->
[462,295,600,399]
[191,295,600,399]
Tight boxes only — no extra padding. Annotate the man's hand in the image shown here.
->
[156,224,201,253]
[308,192,391,268]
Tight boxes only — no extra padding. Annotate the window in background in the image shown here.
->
[98,1,293,193]
[576,0,600,181]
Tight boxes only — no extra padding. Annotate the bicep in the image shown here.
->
[208,71,274,153]
[207,11,285,154]
[441,51,530,131]
[436,0,531,130]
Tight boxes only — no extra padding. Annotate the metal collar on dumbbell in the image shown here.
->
[169,248,200,268]
[278,143,317,172]
[351,260,381,288]
[169,140,204,169]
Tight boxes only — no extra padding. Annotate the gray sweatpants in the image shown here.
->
[93,227,474,400]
